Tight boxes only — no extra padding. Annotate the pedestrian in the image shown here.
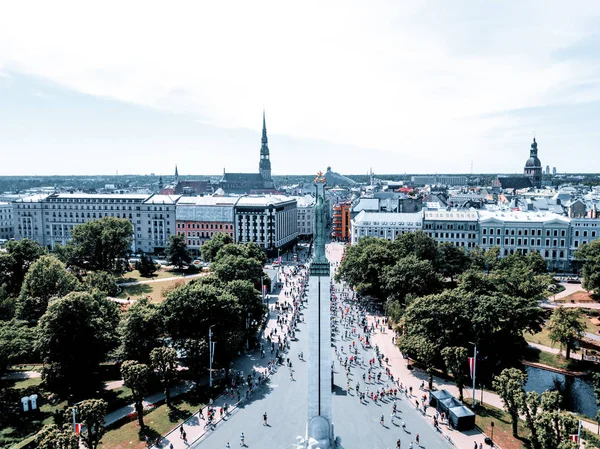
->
[263,412,268,426]
[473,442,477,449]
[415,434,419,445]
[182,431,187,443]
[240,433,245,447]
[226,444,230,449]
[170,444,174,449]
[179,425,184,438]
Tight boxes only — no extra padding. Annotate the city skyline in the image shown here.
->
[2,1,600,175]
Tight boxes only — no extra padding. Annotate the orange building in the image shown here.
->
[332,202,351,241]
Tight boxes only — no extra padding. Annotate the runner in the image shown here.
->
[240,432,245,447]
[263,412,268,426]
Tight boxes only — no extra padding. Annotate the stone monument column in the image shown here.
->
[306,172,333,448]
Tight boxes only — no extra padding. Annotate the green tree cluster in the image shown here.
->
[575,239,600,295]
[493,367,579,449]
[135,253,157,278]
[546,307,585,359]
[165,234,191,270]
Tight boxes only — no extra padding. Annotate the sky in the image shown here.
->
[1,0,600,176]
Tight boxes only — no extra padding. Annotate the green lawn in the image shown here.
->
[522,346,594,373]
[117,278,193,303]
[475,402,532,449]
[102,394,205,449]
[524,309,599,347]
[120,269,177,282]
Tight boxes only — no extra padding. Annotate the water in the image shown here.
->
[524,366,598,418]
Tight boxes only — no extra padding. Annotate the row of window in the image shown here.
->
[482,237,566,247]
[177,223,232,230]
[482,228,567,237]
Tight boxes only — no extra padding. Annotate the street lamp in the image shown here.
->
[209,325,215,388]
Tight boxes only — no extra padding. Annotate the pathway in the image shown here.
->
[117,273,204,287]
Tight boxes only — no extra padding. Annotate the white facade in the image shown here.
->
[294,195,315,237]
[569,218,600,261]
[423,210,479,249]
[12,193,179,254]
[0,202,14,241]
[350,211,423,244]
[478,210,571,271]
[234,195,298,250]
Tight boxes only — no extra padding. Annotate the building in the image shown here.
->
[350,211,423,244]
[411,175,467,186]
[524,138,543,188]
[552,167,557,176]
[478,210,570,271]
[176,196,237,255]
[13,192,178,254]
[546,165,550,175]
[13,194,52,245]
[569,218,600,260]
[139,194,180,254]
[172,166,214,196]
[218,111,276,193]
[0,202,14,241]
[332,201,351,241]
[294,195,315,238]
[423,210,479,249]
[234,195,298,251]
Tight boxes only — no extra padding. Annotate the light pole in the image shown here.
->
[469,341,477,408]
[209,325,215,388]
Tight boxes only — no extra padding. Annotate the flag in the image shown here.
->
[569,435,579,443]
[75,423,82,435]
[278,256,282,264]
[468,357,475,378]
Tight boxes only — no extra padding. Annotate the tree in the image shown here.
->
[0,252,18,297]
[382,255,443,305]
[546,307,585,359]
[70,217,133,273]
[399,335,437,390]
[17,255,80,323]
[211,255,264,288]
[201,232,233,262]
[36,291,119,397]
[135,253,157,278]
[150,347,178,405]
[436,242,470,282]
[441,346,469,401]
[393,230,439,265]
[492,367,527,436]
[0,319,36,373]
[165,234,191,270]
[66,399,107,449]
[85,271,118,297]
[224,280,266,348]
[161,282,242,386]
[35,424,79,449]
[4,238,44,294]
[121,360,150,428]
[576,240,600,295]
[118,297,162,364]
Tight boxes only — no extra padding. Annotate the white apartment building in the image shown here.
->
[350,211,423,244]
[13,193,179,254]
[569,218,600,263]
[294,195,315,238]
[234,195,298,251]
[13,194,47,245]
[138,194,180,254]
[478,210,571,271]
[423,210,479,248]
[0,202,14,241]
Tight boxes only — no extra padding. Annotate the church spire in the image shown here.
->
[174,165,179,182]
[259,109,272,181]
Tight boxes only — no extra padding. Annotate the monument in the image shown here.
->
[304,171,334,449]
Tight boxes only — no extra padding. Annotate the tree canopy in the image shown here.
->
[36,291,119,397]
[165,234,191,270]
[575,239,600,295]
[201,232,233,262]
[17,255,80,323]
[4,238,44,295]
[69,217,133,273]
[121,360,150,428]
[546,307,585,359]
[118,297,162,364]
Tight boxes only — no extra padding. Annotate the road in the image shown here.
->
[190,248,454,449]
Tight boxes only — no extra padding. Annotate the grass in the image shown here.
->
[102,393,205,449]
[475,402,532,449]
[522,346,595,373]
[10,376,42,391]
[119,268,177,282]
[524,309,600,347]
[116,278,193,303]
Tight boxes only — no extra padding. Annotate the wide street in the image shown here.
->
[189,244,454,449]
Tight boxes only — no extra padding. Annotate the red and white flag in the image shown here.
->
[468,357,475,378]
[75,423,83,435]
[569,435,579,443]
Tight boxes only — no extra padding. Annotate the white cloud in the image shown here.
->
[1,0,600,173]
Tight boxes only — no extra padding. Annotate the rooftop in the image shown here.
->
[236,195,296,207]
[353,210,423,225]
[424,210,478,221]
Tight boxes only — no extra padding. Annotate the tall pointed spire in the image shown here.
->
[259,109,272,182]
[174,165,179,183]
[262,108,268,145]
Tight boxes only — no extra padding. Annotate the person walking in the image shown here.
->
[240,432,245,447]
[179,425,184,438]
[226,444,230,449]
[263,412,268,426]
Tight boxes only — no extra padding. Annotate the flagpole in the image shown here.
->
[578,419,582,445]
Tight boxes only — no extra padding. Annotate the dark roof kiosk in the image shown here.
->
[430,389,453,408]
[448,405,476,431]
